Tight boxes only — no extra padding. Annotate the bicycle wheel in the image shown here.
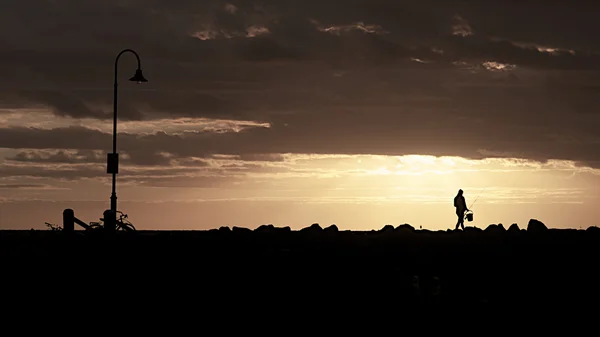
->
[117,222,136,232]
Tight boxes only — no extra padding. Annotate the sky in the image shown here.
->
[1,0,600,230]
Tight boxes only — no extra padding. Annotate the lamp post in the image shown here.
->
[106,49,148,231]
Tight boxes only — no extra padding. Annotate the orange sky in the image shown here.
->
[2,146,599,230]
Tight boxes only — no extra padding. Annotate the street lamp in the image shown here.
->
[106,49,148,231]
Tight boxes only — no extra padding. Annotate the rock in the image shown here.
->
[218,226,231,232]
[508,223,520,232]
[586,226,600,233]
[395,224,415,232]
[255,224,276,233]
[255,224,291,233]
[232,226,252,233]
[485,223,506,233]
[324,224,339,232]
[527,219,548,232]
[300,223,322,232]
[380,224,395,232]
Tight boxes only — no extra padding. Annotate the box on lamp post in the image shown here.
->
[107,153,119,174]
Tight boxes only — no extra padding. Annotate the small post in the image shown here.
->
[104,209,115,233]
[63,209,75,232]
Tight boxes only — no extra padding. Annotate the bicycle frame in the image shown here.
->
[87,211,136,232]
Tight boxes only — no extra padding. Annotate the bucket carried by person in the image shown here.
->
[465,210,474,222]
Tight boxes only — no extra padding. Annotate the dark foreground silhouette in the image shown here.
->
[2,219,600,316]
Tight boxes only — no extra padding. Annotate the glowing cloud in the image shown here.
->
[452,15,473,37]
[312,20,389,35]
[482,61,517,72]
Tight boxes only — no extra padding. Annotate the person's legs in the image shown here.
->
[456,211,465,230]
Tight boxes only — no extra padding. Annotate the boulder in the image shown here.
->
[255,224,276,233]
[380,224,395,233]
[324,224,339,233]
[232,226,252,233]
[485,223,506,234]
[395,224,415,232]
[527,219,548,232]
[300,223,322,232]
[586,226,600,233]
[464,226,482,233]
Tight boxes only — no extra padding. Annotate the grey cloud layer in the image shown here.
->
[1,1,600,168]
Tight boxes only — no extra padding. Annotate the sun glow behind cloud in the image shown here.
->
[2,109,599,223]
[2,149,600,229]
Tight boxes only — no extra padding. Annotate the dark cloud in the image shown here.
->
[237,153,285,162]
[0,160,206,180]
[1,1,600,167]
[453,2,600,51]
[234,36,305,61]
[0,126,108,150]
[16,90,110,120]
[120,175,241,188]
[441,36,589,70]
[0,165,104,180]
[1,100,599,169]
[0,184,50,189]
[7,150,105,164]
[5,148,180,167]
[0,147,288,185]
[173,157,212,167]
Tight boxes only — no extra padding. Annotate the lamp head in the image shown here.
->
[129,68,148,84]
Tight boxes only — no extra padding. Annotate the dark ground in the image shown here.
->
[2,220,600,318]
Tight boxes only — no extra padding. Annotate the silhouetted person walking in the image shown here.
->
[454,189,469,230]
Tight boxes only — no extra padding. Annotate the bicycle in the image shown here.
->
[88,211,136,232]
[45,222,62,231]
